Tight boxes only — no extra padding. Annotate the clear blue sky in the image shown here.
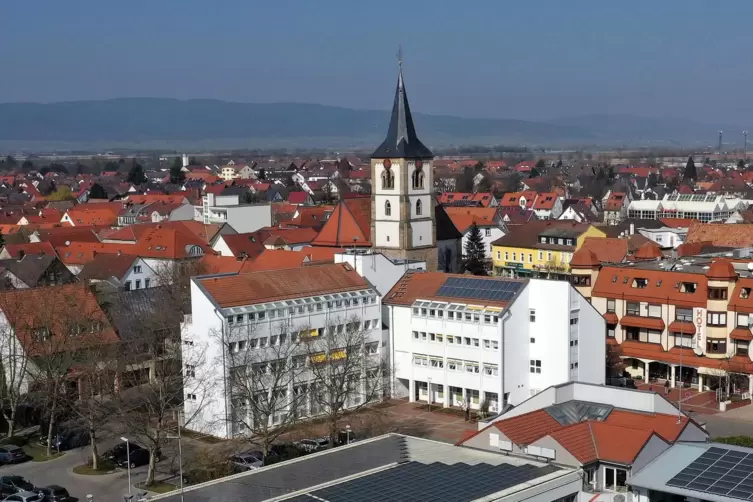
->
[3,1,753,123]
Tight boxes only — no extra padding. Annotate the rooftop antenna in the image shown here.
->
[397,44,403,71]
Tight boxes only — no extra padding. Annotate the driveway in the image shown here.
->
[0,437,182,501]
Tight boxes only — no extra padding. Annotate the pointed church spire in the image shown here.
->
[371,53,433,159]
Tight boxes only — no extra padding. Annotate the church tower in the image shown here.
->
[370,61,437,270]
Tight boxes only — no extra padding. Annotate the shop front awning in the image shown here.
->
[620,315,665,331]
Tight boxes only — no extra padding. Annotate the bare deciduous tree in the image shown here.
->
[300,316,388,446]
[0,291,31,437]
[218,320,306,458]
[111,286,208,486]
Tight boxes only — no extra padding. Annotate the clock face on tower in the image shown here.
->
[415,160,422,168]
[383,159,392,169]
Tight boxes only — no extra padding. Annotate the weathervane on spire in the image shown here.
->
[397,44,403,70]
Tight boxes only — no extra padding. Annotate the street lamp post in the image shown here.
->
[121,437,131,495]
[345,424,351,445]
[167,427,185,502]
[427,377,432,412]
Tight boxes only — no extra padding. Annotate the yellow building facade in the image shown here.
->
[491,224,606,278]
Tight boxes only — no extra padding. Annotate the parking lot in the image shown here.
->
[0,435,187,502]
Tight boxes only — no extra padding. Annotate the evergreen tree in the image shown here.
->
[529,167,540,178]
[738,159,746,170]
[127,161,147,185]
[463,223,487,276]
[535,159,545,169]
[684,156,697,181]
[169,165,186,185]
[89,183,107,199]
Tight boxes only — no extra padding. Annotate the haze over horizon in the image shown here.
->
[4,1,753,125]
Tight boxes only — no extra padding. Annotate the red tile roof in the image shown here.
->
[532,192,558,210]
[687,222,753,248]
[592,265,708,308]
[499,191,538,209]
[197,262,368,308]
[2,242,56,258]
[632,242,663,260]
[443,207,499,233]
[579,237,628,264]
[0,284,119,356]
[312,197,370,247]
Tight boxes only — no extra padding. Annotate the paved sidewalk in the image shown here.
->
[635,382,721,415]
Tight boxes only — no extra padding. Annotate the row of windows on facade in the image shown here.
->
[496,250,572,264]
[226,295,378,324]
[608,326,749,356]
[606,299,752,328]
[384,199,423,216]
[412,307,500,324]
[224,344,381,378]
[412,354,499,376]
[227,319,381,352]
[381,167,424,190]
[412,331,500,349]
[627,210,730,222]
[613,276,745,299]
[124,278,150,291]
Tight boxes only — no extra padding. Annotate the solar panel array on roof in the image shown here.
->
[291,461,560,502]
[436,277,524,303]
[667,446,753,499]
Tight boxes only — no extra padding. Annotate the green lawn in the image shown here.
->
[22,443,65,462]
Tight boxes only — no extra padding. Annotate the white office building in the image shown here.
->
[195,193,272,233]
[384,273,605,413]
[183,263,384,439]
[627,193,747,222]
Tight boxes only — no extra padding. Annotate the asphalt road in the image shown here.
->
[0,437,178,502]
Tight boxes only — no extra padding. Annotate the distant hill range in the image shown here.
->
[0,98,742,151]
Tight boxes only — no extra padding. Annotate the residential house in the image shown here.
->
[0,255,75,289]
[197,193,272,233]
[78,253,157,291]
[443,207,506,260]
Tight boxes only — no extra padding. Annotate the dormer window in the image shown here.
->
[741,287,751,299]
[611,275,618,283]
[632,278,648,289]
[681,282,697,293]
[622,277,629,284]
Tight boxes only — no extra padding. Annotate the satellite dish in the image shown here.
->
[693,345,704,356]
[747,263,753,271]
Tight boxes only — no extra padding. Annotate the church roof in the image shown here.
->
[371,67,433,159]
[311,196,371,247]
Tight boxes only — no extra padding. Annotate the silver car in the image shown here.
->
[2,491,43,502]
[229,451,264,471]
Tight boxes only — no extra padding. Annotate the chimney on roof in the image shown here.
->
[630,223,635,235]
[18,250,24,259]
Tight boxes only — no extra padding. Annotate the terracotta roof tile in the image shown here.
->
[687,222,753,247]
[2,242,56,258]
[603,410,689,442]
[494,409,563,445]
[0,284,119,356]
[589,422,656,464]
[549,422,597,463]
[443,207,499,233]
[311,197,370,247]
[592,265,707,307]
[579,237,628,264]
[78,253,139,281]
[632,242,663,260]
[197,262,369,308]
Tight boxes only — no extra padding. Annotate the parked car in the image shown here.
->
[229,451,264,472]
[38,427,89,452]
[1,491,42,502]
[0,446,27,465]
[37,485,71,502]
[0,477,36,496]
[104,442,158,468]
[294,438,329,453]
[267,443,302,464]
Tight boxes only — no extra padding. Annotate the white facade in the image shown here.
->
[184,277,385,439]
[637,226,687,249]
[388,279,605,413]
[627,193,748,222]
[334,250,426,296]
[461,225,506,257]
[372,160,434,250]
[122,258,158,291]
[196,193,272,233]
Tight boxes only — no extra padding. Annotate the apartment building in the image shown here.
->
[197,193,272,233]
[184,263,384,439]
[575,255,753,396]
[491,220,606,279]
[383,272,605,414]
